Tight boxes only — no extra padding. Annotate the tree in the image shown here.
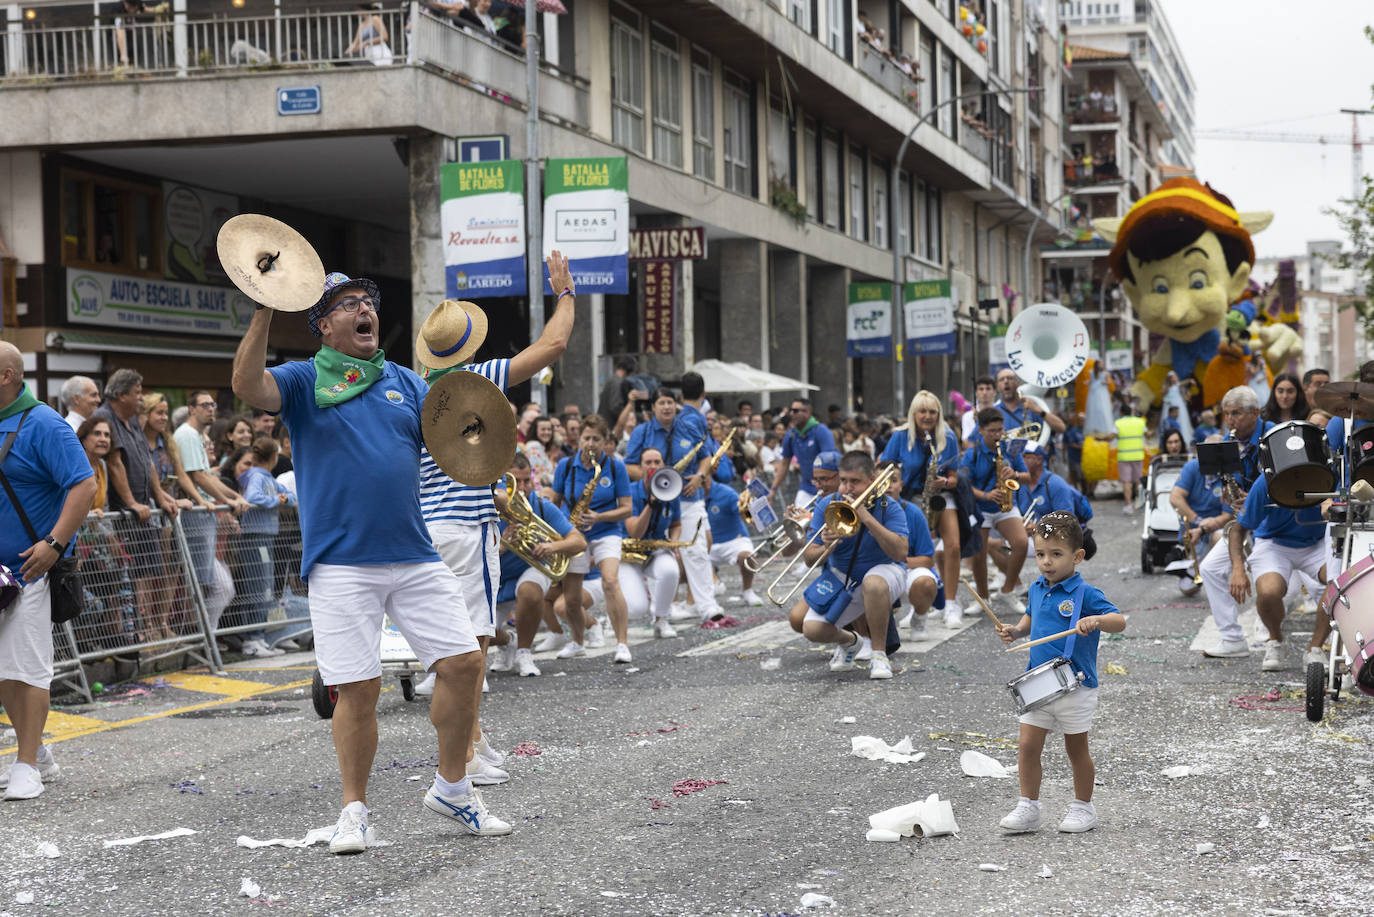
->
[1323,27,1374,344]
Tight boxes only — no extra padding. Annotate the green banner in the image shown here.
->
[543,157,629,293]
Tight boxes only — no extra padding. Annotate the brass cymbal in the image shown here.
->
[421,371,517,486]
[1313,381,1374,422]
[216,214,325,312]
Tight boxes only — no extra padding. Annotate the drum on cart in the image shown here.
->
[1319,554,1374,698]
[1007,657,1084,714]
[1347,426,1374,489]
[1259,420,1334,508]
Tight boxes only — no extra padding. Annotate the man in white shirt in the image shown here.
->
[60,376,101,431]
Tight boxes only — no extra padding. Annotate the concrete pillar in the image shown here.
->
[807,265,851,414]
[718,239,767,368]
[409,131,445,374]
[557,291,598,416]
[769,249,806,413]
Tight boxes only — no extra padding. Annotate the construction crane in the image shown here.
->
[1196,109,1372,200]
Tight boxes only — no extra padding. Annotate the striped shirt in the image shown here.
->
[419,358,510,525]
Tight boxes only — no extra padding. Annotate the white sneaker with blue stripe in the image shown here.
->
[423,785,512,836]
[329,801,369,854]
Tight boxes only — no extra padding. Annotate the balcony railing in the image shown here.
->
[855,42,921,111]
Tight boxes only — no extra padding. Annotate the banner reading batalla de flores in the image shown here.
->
[441,160,526,298]
[543,157,629,294]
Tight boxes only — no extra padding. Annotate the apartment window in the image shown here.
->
[898,171,912,255]
[804,119,819,222]
[822,130,841,230]
[826,0,849,57]
[872,164,888,249]
[61,169,162,275]
[939,50,954,135]
[650,25,683,168]
[920,34,935,116]
[987,0,1000,76]
[767,104,795,189]
[610,6,645,154]
[787,0,809,29]
[848,146,867,241]
[722,70,755,195]
[691,48,715,180]
[917,178,942,263]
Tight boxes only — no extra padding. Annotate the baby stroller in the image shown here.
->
[1140,455,1188,574]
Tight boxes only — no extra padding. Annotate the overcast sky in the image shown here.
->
[1154,0,1374,260]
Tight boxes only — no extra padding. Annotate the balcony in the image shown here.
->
[1066,93,1122,128]
[854,40,922,112]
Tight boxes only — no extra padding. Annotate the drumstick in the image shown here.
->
[1004,626,1079,653]
[959,581,1004,631]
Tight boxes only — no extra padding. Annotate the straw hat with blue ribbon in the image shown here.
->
[415,299,489,370]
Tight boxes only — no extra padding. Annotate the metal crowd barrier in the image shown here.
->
[49,504,312,703]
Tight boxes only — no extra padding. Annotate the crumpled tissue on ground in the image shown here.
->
[239,878,261,898]
[799,892,836,908]
[236,826,385,849]
[103,827,198,848]
[868,793,959,838]
[850,735,926,765]
[959,750,1012,778]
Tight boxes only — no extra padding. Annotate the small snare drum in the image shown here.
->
[1007,657,1084,714]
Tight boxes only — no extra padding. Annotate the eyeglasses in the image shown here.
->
[195,401,215,409]
[331,296,379,315]
[789,407,806,413]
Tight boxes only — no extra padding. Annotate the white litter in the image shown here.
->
[760,657,782,671]
[624,667,640,673]
[599,891,627,898]
[239,878,261,898]
[15,891,34,904]
[1263,768,1277,776]
[1037,864,1054,879]
[1256,816,1270,829]
[865,828,902,842]
[1331,845,1356,852]
[837,716,857,724]
[800,893,836,908]
[851,735,926,765]
[405,775,423,781]
[868,793,959,838]
[960,750,1012,778]
[978,864,1007,872]
[235,826,385,849]
[552,672,567,677]
[723,799,750,806]
[103,827,198,848]
[796,883,824,889]
[35,842,60,859]
[636,740,651,747]
[1196,843,1216,855]
[1161,765,1193,779]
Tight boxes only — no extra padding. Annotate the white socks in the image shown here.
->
[434,771,473,799]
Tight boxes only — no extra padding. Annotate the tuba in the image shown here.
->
[1003,303,1090,447]
[498,474,571,581]
[568,450,603,528]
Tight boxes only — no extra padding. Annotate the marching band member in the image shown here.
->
[1012,442,1094,554]
[797,453,909,681]
[880,390,962,619]
[705,480,762,607]
[770,397,838,508]
[961,376,997,448]
[880,461,941,640]
[993,368,1066,435]
[962,407,1031,613]
[623,446,685,638]
[1169,438,1226,558]
[490,453,585,678]
[1323,360,1374,476]
[552,416,633,663]
[784,452,842,634]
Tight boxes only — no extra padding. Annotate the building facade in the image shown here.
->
[1254,241,1368,379]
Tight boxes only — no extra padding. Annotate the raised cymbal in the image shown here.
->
[421,371,517,486]
[1313,381,1374,421]
[216,214,324,312]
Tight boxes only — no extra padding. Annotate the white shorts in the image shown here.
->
[497,567,554,621]
[582,577,604,608]
[0,576,52,690]
[1250,539,1327,585]
[568,534,624,575]
[709,536,754,568]
[982,510,1022,529]
[794,489,818,509]
[1019,686,1100,734]
[429,521,500,637]
[309,562,480,684]
[905,566,940,593]
[803,562,906,628]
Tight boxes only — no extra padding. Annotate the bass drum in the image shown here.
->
[1320,553,1374,698]
[1347,426,1374,488]
[1259,420,1334,508]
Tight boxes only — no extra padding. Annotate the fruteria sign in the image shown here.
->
[543,157,629,294]
[847,282,892,358]
[66,268,255,337]
[441,160,526,298]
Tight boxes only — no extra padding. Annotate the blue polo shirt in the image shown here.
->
[625,410,714,504]
[961,439,1028,514]
[553,452,630,540]
[0,403,92,576]
[994,399,1054,455]
[1016,470,1092,525]
[1025,572,1117,688]
[899,499,936,559]
[781,419,837,496]
[1063,426,1085,463]
[1192,423,1220,446]
[880,427,960,497]
[706,482,749,542]
[806,492,908,579]
[270,358,439,579]
[496,490,573,598]
[1326,416,1372,484]
[1237,475,1325,548]
[1173,459,1224,519]
[630,479,681,541]
[1228,420,1275,490]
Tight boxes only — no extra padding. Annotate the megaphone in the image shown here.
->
[648,467,683,502]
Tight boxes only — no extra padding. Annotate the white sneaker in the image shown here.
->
[532,631,567,654]
[0,745,58,790]
[555,641,585,659]
[488,641,517,673]
[854,636,873,662]
[482,676,489,694]
[957,601,978,618]
[1303,647,1327,668]
[328,801,369,854]
[2,762,44,801]
[943,607,963,628]
[998,798,1044,833]
[240,639,268,658]
[423,785,512,836]
[741,589,763,607]
[1261,640,1283,672]
[988,571,1006,591]
[248,638,285,657]
[868,651,893,680]
[713,580,726,596]
[584,619,606,649]
[414,672,436,696]
[613,643,632,664]
[653,618,678,639]
[828,637,859,672]
[515,650,541,677]
[997,593,1026,614]
[476,735,505,768]
[909,614,929,640]
[1058,801,1098,833]
[1203,637,1250,658]
[466,757,510,786]
[276,638,302,651]
[669,602,696,623]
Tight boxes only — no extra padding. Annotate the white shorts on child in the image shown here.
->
[1018,686,1100,734]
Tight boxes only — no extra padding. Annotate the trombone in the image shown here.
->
[744,492,820,575]
[766,465,900,607]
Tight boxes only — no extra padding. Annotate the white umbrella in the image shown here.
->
[688,360,819,394]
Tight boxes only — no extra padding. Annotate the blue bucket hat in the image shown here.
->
[307,272,381,336]
[815,451,842,471]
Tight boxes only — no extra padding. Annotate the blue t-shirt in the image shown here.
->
[1015,470,1092,525]
[1173,459,1224,519]
[270,359,439,579]
[496,490,573,599]
[1326,416,1372,485]
[0,405,93,576]
[1025,572,1116,688]
[1063,426,1085,462]
[553,452,630,540]
[806,492,908,579]
[629,479,681,542]
[781,420,837,495]
[899,499,936,559]
[993,399,1055,456]
[1228,420,1275,490]
[706,482,749,542]
[1192,424,1220,446]
[961,439,1028,514]
[880,427,960,496]
[1237,474,1325,548]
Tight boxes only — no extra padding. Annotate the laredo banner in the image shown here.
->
[904,279,955,355]
[441,160,526,298]
[543,157,629,294]
[847,282,892,358]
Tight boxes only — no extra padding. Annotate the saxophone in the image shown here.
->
[672,435,708,473]
[704,427,736,477]
[994,437,1019,512]
[922,430,946,516]
[621,520,703,565]
[498,474,571,581]
[568,449,603,528]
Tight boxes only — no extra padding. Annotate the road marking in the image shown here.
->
[1189,609,1261,653]
[678,612,983,657]
[0,709,109,745]
[148,673,278,698]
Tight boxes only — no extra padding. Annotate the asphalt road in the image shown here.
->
[3,495,1373,916]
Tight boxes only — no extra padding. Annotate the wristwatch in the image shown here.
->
[44,535,66,553]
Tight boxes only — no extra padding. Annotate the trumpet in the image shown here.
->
[498,474,571,581]
[767,465,900,607]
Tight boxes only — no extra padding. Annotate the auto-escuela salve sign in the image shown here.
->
[543,157,628,294]
[441,159,526,298]
[67,268,255,337]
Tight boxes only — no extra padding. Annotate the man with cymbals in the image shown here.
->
[413,252,578,773]
[231,264,517,853]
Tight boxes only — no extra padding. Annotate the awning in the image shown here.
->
[45,329,249,360]
[689,360,819,394]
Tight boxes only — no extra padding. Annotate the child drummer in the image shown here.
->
[996,512,1126,834]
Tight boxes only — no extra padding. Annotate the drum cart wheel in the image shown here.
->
[1177,577,1201,597]
[1306,662,1326,722]
[1140,542,1154,574]
[399,674,416,702]
[312,668,338,719]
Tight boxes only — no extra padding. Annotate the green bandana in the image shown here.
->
[798,415,820,435]
[0,384,42,421]
[314,346,387,407]
[419,363,465,387]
